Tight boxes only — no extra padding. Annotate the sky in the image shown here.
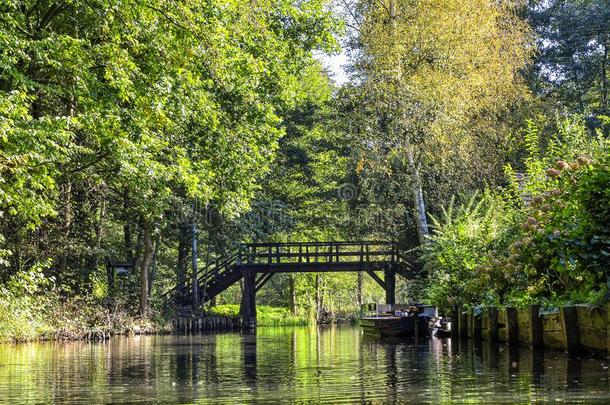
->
[312,0,353,86]
[315,50,350,86]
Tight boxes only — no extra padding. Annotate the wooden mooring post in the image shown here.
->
[486,307,498,342]
[472,310,482,341]
[173,315,241,333]
[530,305,544,348]
[450,306,460,340]
[560,306,579,353]
[459,308,468,339]
[506,307,519,345]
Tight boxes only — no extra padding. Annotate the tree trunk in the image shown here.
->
[134,227,143,270]
[94,198,106,260]
[357,271,363,308]
[289,274,296,314]
[58,182,72,284]
[177,223,189,299]
[407,148,430,245]
[123,196,134,263]
[389,0,430,246]
[191,206,199,308]
[88,197,106,293]
[139,219,153,317]
[602,41,608,111]
[148,233,160,298]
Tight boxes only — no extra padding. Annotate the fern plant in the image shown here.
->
[421,191,516,310]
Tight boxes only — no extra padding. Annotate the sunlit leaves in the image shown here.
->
[0,0,338,296]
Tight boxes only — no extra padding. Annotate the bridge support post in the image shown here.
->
[385,266,396,306]
[240,269,257,329]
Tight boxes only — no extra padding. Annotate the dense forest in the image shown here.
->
[0,0,608,341]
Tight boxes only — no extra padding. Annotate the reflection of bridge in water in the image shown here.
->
[171,328,594,403]
[180,241,419,327]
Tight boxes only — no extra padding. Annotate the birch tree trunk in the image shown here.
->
[407,148,430,244]
[389,0,430,245]
[139,219,153,317]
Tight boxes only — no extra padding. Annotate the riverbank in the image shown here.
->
[0,292,311,342]
[0,295,170,343]
[450,302,610,353]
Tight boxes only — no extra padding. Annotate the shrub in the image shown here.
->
[422,115,610,309]
[0,266,160,342]
[0,266,56,341]
[421,192,517,310]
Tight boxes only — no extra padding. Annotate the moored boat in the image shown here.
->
[359,304,436,338]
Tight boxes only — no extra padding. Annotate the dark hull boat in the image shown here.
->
[360,315,430,338]
[359,304,436,338]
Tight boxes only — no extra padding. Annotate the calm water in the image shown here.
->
[1,325,609,404]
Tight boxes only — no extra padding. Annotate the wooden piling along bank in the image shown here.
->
[172,315,242,333]
[451,302,610,353]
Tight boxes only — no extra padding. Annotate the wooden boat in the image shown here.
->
[360,315,429,338]
[359,304,435,338]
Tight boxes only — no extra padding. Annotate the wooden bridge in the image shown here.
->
[176,241,418,328]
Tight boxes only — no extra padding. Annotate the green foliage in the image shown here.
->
[1,0,608,340]
[529,0,610,114]
[501,147,610,306]
[0,264,163,342]
[499,115,610,306]
[336,0,533,246]
[209,304,309,326]
[0,266,55,341]
[0,0,338,326]
[422,115,610,309]
[421,192,517,310]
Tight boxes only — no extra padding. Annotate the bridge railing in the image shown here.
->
[238,241,398,265]
[196,250,239,285]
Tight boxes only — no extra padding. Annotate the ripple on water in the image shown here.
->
[0,326,609,403]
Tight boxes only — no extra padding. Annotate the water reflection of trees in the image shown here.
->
[0,330,609,402]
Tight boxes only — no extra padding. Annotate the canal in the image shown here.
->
[0,325,609,403]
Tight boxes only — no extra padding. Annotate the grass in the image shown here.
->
[208,304,310,326]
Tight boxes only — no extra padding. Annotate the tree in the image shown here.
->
[529,0,610,113]
[341,0,533,245]
[0,0,338,317]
